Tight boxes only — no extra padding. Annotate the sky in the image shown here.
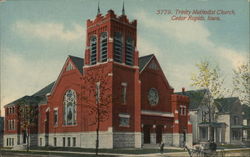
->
[0,0,249,116]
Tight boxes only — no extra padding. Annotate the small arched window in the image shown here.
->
[90,36,97,65]
[100,32,108,62]
[125,37,134,66]
[64,89,77,125]
[113,32,123,63]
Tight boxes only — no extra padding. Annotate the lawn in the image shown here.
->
[30,146,185,154]
[0,150,113,157]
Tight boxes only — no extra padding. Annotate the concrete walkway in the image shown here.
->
[1,147,250,157]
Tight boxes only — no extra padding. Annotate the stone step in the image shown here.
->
[142,144,161,148]
[12,144,26,150]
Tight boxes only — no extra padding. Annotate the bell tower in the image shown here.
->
[83,8,141,148]
[84,9,138,67]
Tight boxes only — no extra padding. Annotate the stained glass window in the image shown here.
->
[64,89,77,125]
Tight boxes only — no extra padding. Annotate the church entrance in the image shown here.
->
[156,125,163,143]
[143,125,151,144]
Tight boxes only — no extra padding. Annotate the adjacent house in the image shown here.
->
[215,97,244,145]
[179,89,246,145]
[176,89,226,144]
[242,104,250,145]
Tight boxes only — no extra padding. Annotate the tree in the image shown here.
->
[191,60,225,142]
[82,65,112,156]
[232,63,250,106]
[17,97,39,152]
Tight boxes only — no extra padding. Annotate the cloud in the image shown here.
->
[217,47,248,68]
[134,9,248,93]
[13,21,85,42]
[1,48,63,116]
[137,36,162,57]
[136,10,248,69]
[136,10,213,48]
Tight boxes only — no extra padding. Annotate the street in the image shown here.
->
[0,149,250,157]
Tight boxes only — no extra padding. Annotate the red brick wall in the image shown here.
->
[112,63,141,132]
[140,58,173,113]
[171,94,191,133]
[39,60,83,133]
[4,106,18,135]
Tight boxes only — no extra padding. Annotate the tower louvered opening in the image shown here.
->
[114,32,123,63]
[90,36,97,65]
[100,32,108,62]
[125,37,134,66]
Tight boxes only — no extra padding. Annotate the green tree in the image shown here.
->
[191,60,225,142]
[17,98,39,152]
[232,63,250,106]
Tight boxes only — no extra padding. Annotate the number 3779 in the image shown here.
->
[156,9,172,15]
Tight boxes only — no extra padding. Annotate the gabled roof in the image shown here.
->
[215,97,240,114]
[69,55,84,74]
[32,82,55,97]
[139,54,154,72]
[5,82,55,107]
[242,104,250,119]
[175,89,208,110]
[199,122,227,127]
[5,96,29,107]
[5,95,41,107]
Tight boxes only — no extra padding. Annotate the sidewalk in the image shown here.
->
[1,147,250,157]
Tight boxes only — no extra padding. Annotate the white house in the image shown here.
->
[178,89,247,145]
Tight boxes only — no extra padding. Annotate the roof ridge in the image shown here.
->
[139,54,154,58]
[68,55,83,59]
[215,97,239,100]
[5,95,29,106]
[32,81,55,96]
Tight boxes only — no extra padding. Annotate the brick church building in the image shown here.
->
[4,9,192,148]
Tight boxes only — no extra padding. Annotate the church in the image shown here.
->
[4,8,192,148]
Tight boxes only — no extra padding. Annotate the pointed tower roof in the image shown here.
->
[97,1,100,15]
[122,1,125,15]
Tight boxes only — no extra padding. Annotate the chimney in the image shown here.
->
[182,87,185,94]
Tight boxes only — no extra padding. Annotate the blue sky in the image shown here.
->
[0,0,249,115]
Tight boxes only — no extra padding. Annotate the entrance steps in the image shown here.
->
[12,144,26,150]
[142,144,184,150]
[142,144,160,148]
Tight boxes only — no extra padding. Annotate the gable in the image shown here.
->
[50,56,83,96]
[69,55,84,74]
[215,97,240,114]
[148,59,160,70]
[66,62,75,71]
[141,56,172,89]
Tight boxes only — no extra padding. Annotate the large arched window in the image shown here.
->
[90,36,97,65]
[113,32,123,63]
[64,89,77,125]
[100,32,108,62]
[125,37,134,66]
